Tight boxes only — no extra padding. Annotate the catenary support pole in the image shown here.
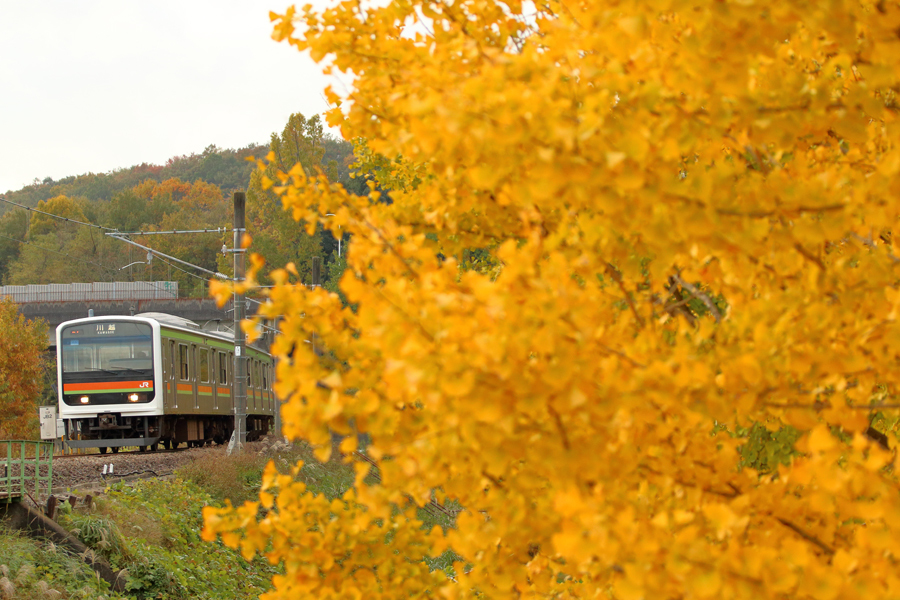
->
[311,257,321,356]
[233,192,247,453]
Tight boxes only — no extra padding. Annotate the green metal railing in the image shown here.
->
[0,441,54,503]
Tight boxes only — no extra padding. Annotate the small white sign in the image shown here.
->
[235,346,241,357]
[56,419,65,437]
[39,406,57,439]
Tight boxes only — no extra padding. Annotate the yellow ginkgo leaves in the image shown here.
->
[199,0,900,598]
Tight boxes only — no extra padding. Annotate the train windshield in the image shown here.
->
[61,322,153,374]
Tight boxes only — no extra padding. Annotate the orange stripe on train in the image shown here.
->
[64,380,153,392]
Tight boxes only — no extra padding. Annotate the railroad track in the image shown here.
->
[53,447,189,459]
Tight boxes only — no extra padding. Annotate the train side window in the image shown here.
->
[179,344,190,380]
[218,351,227,384]
[250,359,256,388]
[169,340,175,378]
[199,348,209,383]
[262,364,268,390]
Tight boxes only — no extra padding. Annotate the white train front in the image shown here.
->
[57,313,275,453]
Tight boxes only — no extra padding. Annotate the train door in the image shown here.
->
[198,346,211,411]
[252,360,258,411]
[262,363,269,413]
[191,344,199,410]
[228,351,234,412]
[163,339,174,409]
[177,343,190,410]
[217,350,229,414]
[209,348,218,411]
[268,363,274,413]
[249,359,256,412]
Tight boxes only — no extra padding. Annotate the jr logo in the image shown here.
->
[139,381,150,388]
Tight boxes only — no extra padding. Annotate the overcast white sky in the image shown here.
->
[0,1,336,194]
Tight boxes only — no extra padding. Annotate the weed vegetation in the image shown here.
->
[176,439,355,504]
[55,479,279,600]
[0,439,461,598]
[0,528,113,599]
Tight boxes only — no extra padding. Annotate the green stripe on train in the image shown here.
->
[161,328,270,360]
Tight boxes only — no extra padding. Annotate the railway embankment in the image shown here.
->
[0,436,307,599]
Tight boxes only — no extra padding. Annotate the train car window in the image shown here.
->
[179,344,190,380]
[250,359,256,388]
[199,348,209,383]
[262,364,268,390]
[169,340,175,378]
[218,352,228,384]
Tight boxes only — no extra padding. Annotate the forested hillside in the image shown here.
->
[0,118,355,295]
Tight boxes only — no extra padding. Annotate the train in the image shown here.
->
[56,312,275,453]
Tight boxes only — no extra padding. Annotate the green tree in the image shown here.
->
[245,113,336,285]
[0,299,48,439]
[0,209,28,284]
[5,227,119,285]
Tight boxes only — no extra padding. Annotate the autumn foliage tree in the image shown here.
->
[205,1,900,599]
[0,299,47,439]
[243,113,338,285]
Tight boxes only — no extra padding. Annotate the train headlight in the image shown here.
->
[80,396,89,404]
[129,393,140,402]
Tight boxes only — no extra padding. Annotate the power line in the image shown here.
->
[0,232,182,298]
[1,194,234,286]
[106,233,233,281]
[114,227,233,236]
[153,254,214,284]
[0,196,117,232]
[0,232,118,275]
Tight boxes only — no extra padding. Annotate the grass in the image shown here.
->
[0,525,116,599]
[55,480,280,600]
[0,436,464,598]
[177,438,465,580]
[175,439,355,504]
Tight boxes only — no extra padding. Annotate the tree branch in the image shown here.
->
[546,403,570,451]
[850,232,900,264]
[671,274,723,323]
[605,263,645,329]
[776,517,835,555]
[794,243,826,271]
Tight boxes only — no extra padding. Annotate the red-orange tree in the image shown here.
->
[205,1,900,598]
[0,299,47,439]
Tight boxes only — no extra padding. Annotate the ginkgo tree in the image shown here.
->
[204,1,900,598]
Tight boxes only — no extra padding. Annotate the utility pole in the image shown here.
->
[233,192,247,453]
[311,257,321,356]
[312,256,321,288]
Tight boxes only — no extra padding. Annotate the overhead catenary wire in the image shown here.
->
[1,194,233,294]
[0,196,118,231]
[0,232,181,298]
[113,227,233,236]
[1,195,234,239]
[106,233,233,281]
[0,232,118,275]
[152,254,215,284]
